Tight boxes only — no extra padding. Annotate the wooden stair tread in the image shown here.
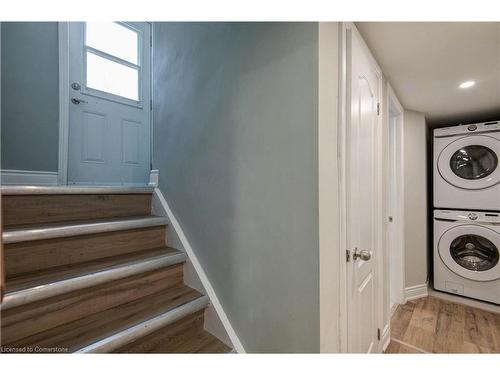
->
[170,330,232,353]
[5,284,204,352]
[114,309,231,353]
[2,215,168,243]
[5,247,182,293]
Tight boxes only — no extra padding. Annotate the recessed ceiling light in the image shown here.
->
[459,81,475,89]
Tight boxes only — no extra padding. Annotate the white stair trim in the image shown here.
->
[1,169,58,186]
[76,296,210,353]
[153,187,245,353]
[404,283,428,302]
[3,216,168,244]
[1,251,187,310]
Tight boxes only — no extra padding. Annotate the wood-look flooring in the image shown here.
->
[385,296,500,353]
[2,194,152,226]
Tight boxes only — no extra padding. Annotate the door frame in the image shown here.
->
[58,22,70,185]
[386,83,406,310]
[57,22,153,186]
[338,22,384,353]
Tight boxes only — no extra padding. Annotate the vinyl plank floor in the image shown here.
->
[385,296,500,354]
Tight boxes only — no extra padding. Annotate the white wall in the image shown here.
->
[403,110,428,289]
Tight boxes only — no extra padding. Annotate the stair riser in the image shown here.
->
[1,264,184,345]
[4,226,167,278]
[115,310,205,353]
[2,194,152,226]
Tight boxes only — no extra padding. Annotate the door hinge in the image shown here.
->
[377,328,381,341]
[150,99,153,111]
[377,102,381,116]
[150,35,153,47]
[346,249,351,263]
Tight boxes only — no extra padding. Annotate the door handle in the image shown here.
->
[353,249,371,261]
[71,97,88,105]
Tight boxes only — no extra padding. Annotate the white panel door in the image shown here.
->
[346,26,381,353]
[68,22,151,185]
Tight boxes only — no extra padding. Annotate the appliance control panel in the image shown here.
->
[434,209,500,223]
[434,120,500,138]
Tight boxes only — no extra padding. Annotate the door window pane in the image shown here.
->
[450,234,499,271]
[450,145,498,180]
[86,22,138,64]
[86,52,138,101]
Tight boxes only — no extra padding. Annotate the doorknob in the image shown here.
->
[71,97,88,105]
[353,249,371,261]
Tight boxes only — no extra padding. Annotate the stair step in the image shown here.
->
[1,261,186,344]
[1,185,154,195]
[2,248,186,310]
[78,296,210,353]
[3,216,168,244]
[116,309,231,353]
[3,284,204,353]
[168,327,232,353]
[4,225,167,278]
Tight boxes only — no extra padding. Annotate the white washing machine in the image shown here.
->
[434,209,500,304]
[434,120,500,211]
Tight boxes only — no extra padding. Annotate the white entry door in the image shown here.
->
[345,25,381,353]
[67,22,151,185]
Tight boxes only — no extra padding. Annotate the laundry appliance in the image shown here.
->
[434,209,500,304]
[434,121,500,211]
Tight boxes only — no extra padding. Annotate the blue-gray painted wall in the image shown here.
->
[1,22,59,172]
[152,22,319,352]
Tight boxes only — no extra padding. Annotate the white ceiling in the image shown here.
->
[356,22,500,126]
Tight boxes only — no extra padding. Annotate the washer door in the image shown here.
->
[438,224,500,281]
[437,135,500,190]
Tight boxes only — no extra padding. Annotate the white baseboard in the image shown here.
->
[405,283,428,302]
[152,187,245,353]
[1,169,58,186]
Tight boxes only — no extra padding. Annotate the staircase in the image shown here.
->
[0,186,231,353]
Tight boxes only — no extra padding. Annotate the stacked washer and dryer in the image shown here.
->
[433,120,500,305]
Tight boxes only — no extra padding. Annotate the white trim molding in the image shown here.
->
[152,187,245,353]
[1,170,58,186]
[58,22,70,185]
[404,283,428,302]
[386,82,406,307]
[148,169,159,187]
[381,324,391,352]
[318,22,342,353]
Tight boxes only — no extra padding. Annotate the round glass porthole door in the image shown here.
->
[438,135,500,190]
[438,224,500,281]
[449,234,499,272]
[449,145,498,180]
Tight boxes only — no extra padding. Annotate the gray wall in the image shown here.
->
[1,22,59,172]
[152,22,319,353]
[404,109,428,288]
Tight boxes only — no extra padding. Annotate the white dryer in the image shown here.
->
[434,209,500,304]
[434,121,500,211]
